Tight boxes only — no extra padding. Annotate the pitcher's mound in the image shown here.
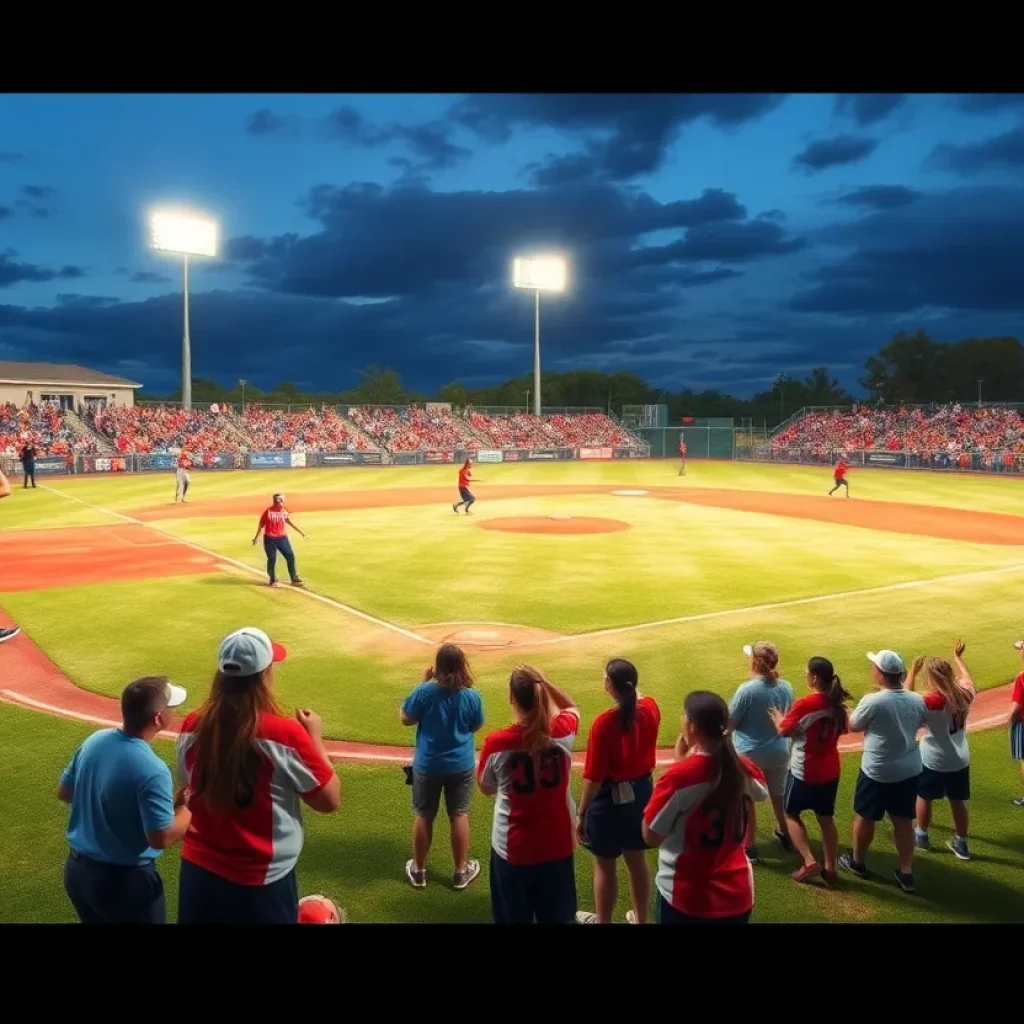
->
[418,623,562,649]
[479,516,631,536]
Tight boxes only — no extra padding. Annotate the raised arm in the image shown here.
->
[952,640,976,695]
[540,675,575,712]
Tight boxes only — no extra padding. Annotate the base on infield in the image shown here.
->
[417,623,563,649]
[478,516,631,536]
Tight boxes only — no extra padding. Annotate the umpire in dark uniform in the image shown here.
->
[20,442,37,489]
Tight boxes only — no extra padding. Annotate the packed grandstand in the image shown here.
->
[1,400,646,461]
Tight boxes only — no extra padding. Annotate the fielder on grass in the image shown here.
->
[175,451,192,503]
[252,493,307,588]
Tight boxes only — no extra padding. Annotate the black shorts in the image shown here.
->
[657,894,751,925]
[783,772,839,818]
[917,765,970,802]
[459,487,474,503]
[833,475,847,486]
[853,770,919,822]
[489,850,576,924]
[582,775,653,859]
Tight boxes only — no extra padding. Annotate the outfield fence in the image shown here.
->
[635,425,745,459]
[739,445,1024,476]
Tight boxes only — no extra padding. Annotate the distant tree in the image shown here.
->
[945,337,1024,403]
[861,330,952,404]
[347,366,408,405]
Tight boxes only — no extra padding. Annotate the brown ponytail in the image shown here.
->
[510,665,553,754]
[808,656,851,730]
[684,691,747,823]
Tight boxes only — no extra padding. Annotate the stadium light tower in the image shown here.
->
[513,255,567,416]
[149,208,219,411]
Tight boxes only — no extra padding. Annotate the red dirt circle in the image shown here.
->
[479,516,631,536]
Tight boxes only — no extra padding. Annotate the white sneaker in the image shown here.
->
[626,909,639,924]
[575,911,599,924]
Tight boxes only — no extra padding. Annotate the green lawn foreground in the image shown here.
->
[2,702,1022,924]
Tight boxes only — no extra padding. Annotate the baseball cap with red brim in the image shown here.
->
[218,627,287,676]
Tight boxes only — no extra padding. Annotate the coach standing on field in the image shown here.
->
[252,492,306,588]
[20,441,36,489]
[58,676,192,923]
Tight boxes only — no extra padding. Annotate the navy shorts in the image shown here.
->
[489,850,576,924]
[1011,720,1024,760]
[657,894,751,925]
[459,487,474,503]
[582,774,653,859]
[178,859,298,924]
[64,851,166,924]
[783,772,840,818]
[917,765,970,802]
[853,770,919,822]
[833,475,847,486]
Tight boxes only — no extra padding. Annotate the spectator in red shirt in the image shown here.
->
[643,691,769,924]
[1010,641,1024,807]
[478,665,580,924]
[576,658,660,925]
[175,627,342,923]
[769,656,851,887]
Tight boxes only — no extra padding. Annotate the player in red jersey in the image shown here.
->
[174,451,192,503]
[828,455,849,497]
[0,468,19,644]
[678,438,687,476]
[452,459,477,514]
[1013,641,1024,807]
[175,627,341,923]
[769,656,851,887]
[576,658,660,924]
[252,493,306,588]
[478,665,579,923]
[643,691,768,924]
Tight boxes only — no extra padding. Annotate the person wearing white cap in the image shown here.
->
[58,676,191,923]
[839,649,928,893]
[1010,641,1024,807]
[175,627,341,924]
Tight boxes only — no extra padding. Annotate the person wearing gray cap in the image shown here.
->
[58,676,191,923]
[840,649,928,893]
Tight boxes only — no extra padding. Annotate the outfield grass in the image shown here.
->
[2,702,1022,924]
[3,461,1024,748]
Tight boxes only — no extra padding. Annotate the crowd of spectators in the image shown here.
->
[240,405,379,453]
[771,404,1024,464]
[86,404,244,457]
[347,405,482,452]
[467,410,645,450]
[0,401,98,458]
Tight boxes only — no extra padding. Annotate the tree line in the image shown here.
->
[155,332,1024,426]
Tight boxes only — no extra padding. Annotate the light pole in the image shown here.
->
[513,255,567,416]
[239,379,248,414]
[525,389,530,413]
[775,373,789,424]
[149,208,219,411]
[977,379,983,408]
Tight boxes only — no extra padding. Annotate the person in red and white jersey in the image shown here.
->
[252,493,306,588]
[769,656,851,887]
[828,455,849,497]
[478,665,579,923]
[643,691,768,924]
[174,451,191,503]
[452,458,477,515]
[576,658,660,925]
[907,641,976,860]
[175,627,341,923]
[1012,640,1024,808]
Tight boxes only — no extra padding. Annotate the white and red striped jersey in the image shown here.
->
[921,685,974,772]
[644,752,768,918]
[478,709,579,866]
[176,711,336,886]
[777,692,846,785]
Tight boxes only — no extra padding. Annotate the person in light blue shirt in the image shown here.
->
[730,641,795,862]
[58,676,193,923]
[400,643,485,892]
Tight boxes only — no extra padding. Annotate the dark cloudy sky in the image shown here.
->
[2,92,1024,397]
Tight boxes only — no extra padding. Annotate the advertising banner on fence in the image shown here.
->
[523,448,572,461]
[424,451,454,464]
[392,452,422,466]
[249,452,293,469]
[475,450,503,463]
[866,451,906,467]
[361,452,382,465]
[504,451,520,462]
[81,456,129,473]
[320,452,359,465]
[34,456,69,475]
[144,454,178,471]
[613,447,649,459]
[579,447,613,460]
[291,451,307,468]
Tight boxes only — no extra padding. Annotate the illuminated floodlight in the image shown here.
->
[512,254,570,416]
[150,208,218,258]
[513,255,567,293]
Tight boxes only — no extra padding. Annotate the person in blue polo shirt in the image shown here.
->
[58,676,192,923]
[400,644,485,892]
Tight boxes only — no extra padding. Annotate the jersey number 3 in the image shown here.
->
[699,799,749,848]
[508,751,563,794]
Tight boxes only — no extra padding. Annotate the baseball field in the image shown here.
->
[2,459,1023,923]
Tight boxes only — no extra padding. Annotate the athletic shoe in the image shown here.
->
[774,827,795,853]
[893,869,916,893]
[291,578,305,588]
[0,627,21,644]
[575,911,599,924]
[405,860,426,889]
[946,837,971,861]
[269,580,279,588]
[821,869,840,889]
[791,862,822,884]
[452,859,480,891]
[452,504,459,513]
[745,845,759,864]
[914,829,931,851]
[625,909,639,924]
[1013,797,1024,808]
[838,852,867,879]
